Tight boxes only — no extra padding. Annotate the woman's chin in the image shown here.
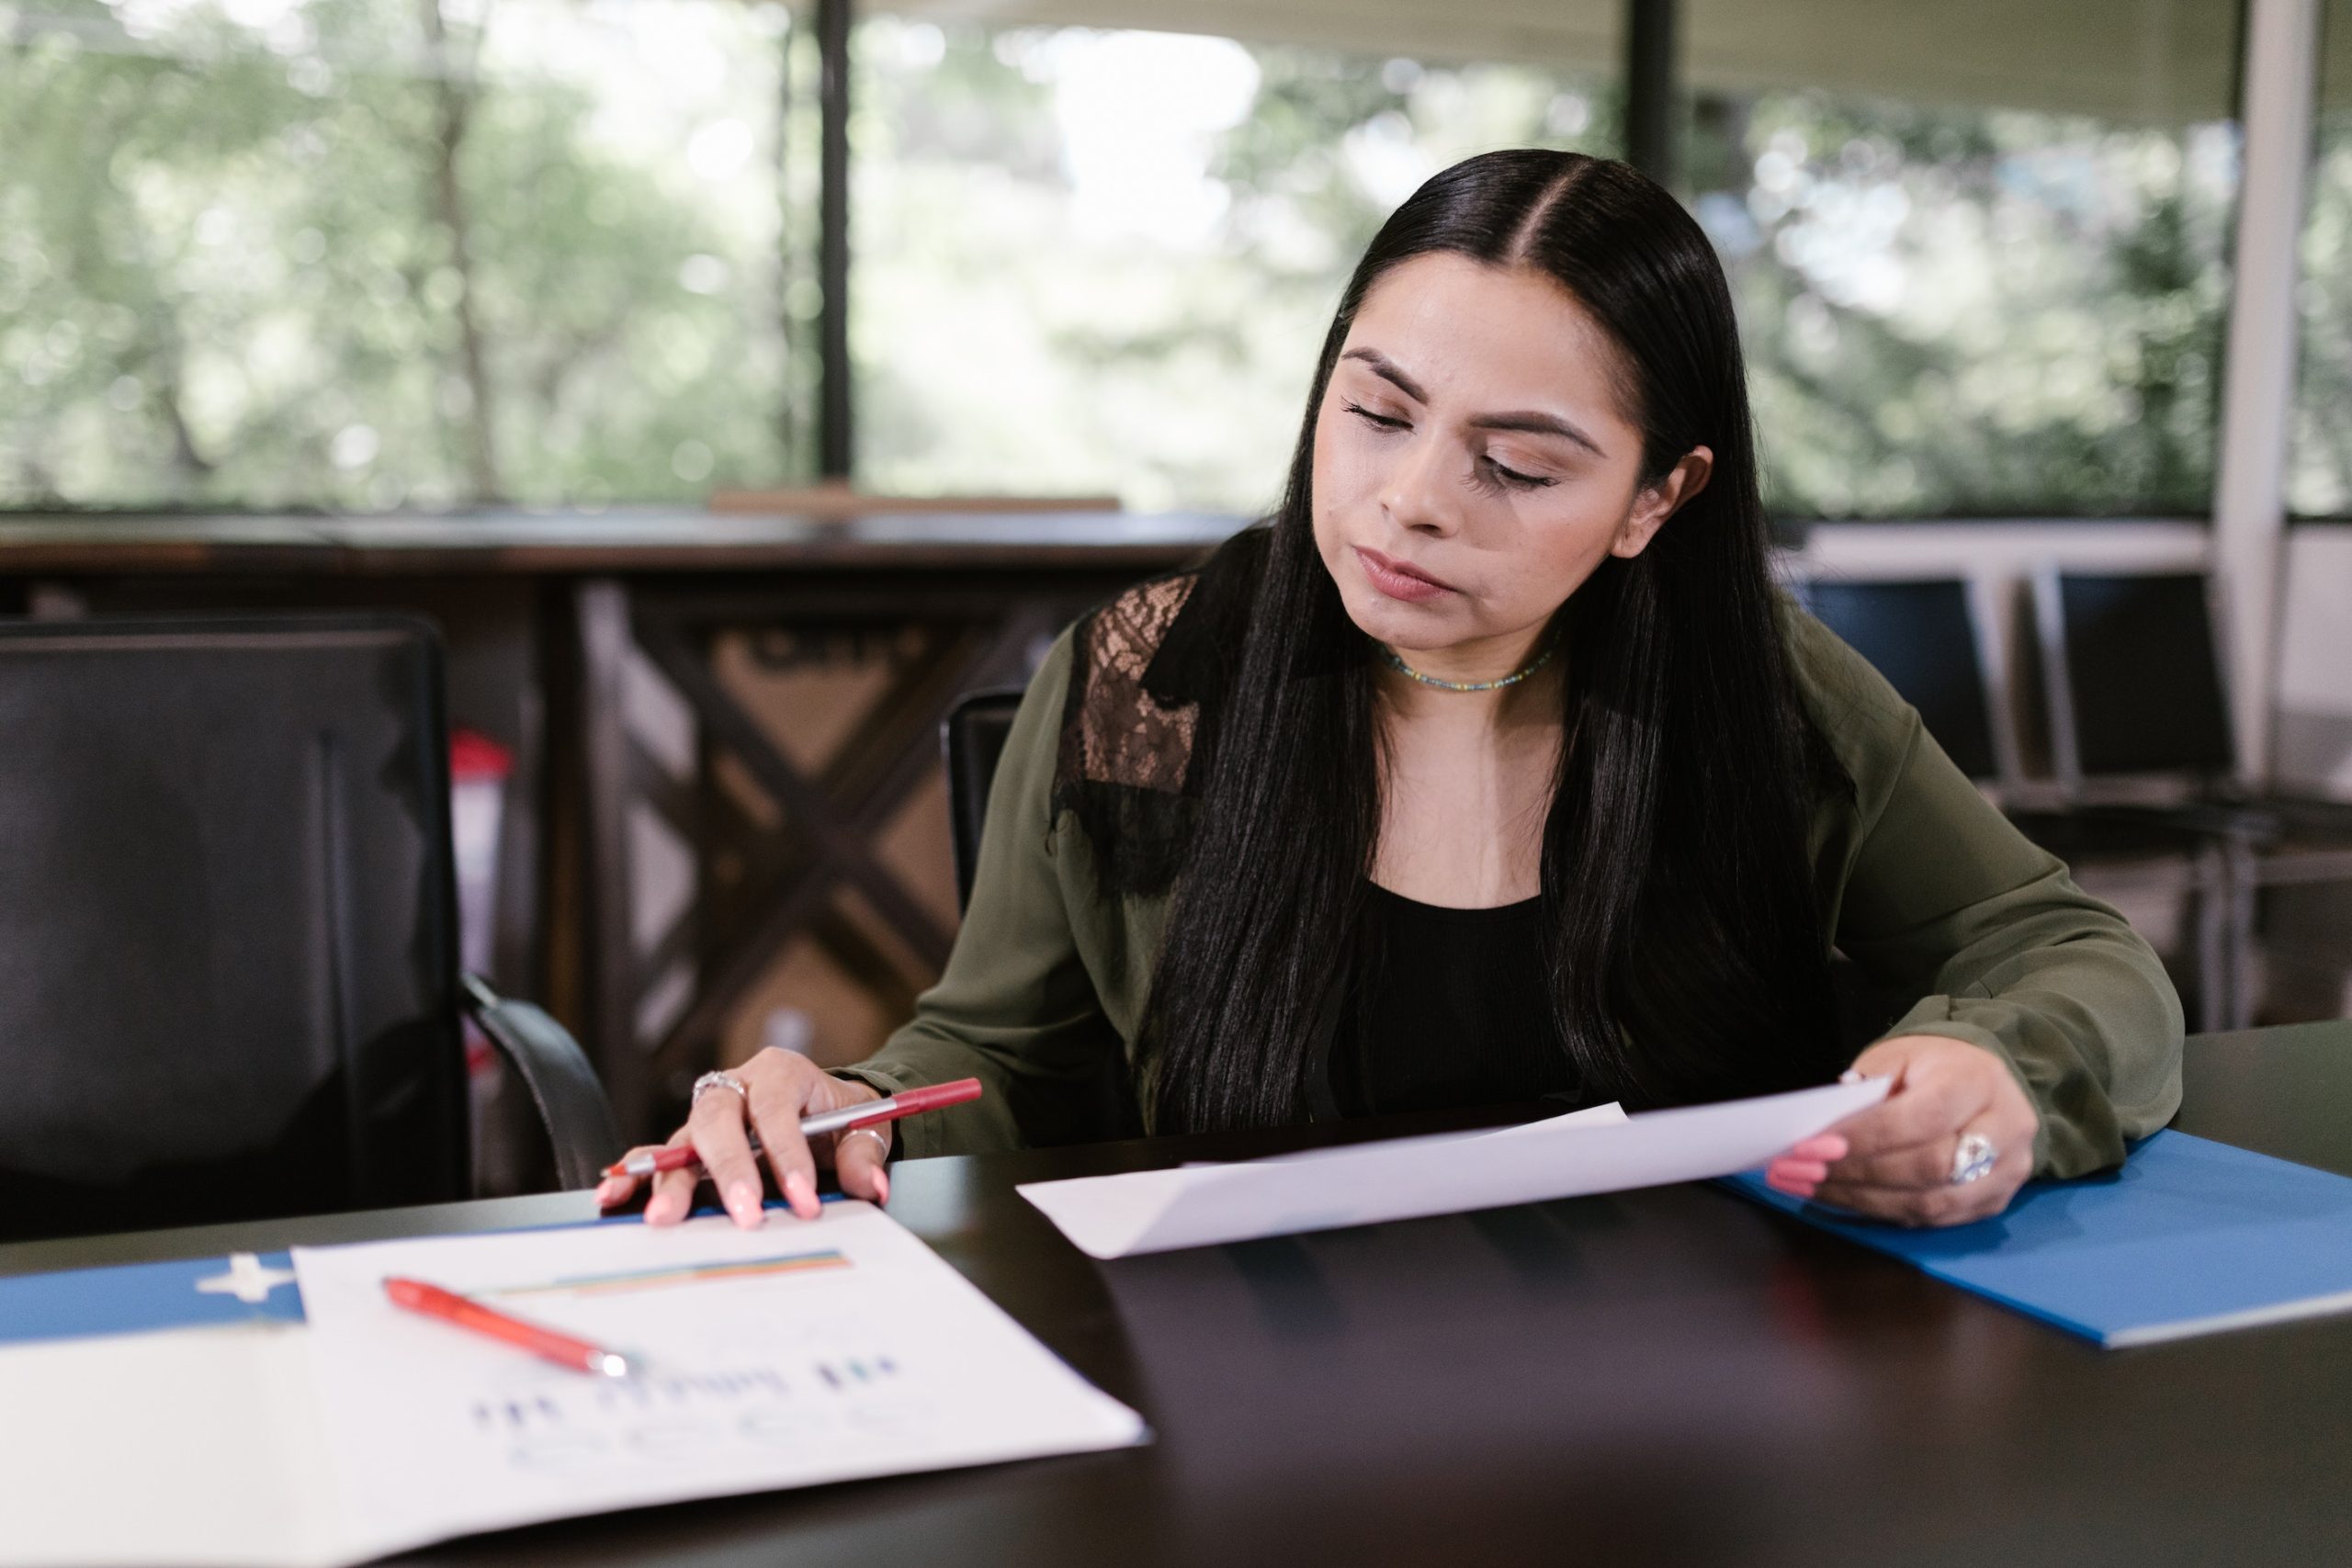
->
[1340,584,1461,649]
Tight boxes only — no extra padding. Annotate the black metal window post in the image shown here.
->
[817,0,854,481]
[1624,0,1679,186]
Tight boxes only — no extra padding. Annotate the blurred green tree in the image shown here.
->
[2291,99,2352,517]
[0,0,789,508]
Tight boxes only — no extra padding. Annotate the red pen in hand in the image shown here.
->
[384,1277,638,1379]
[603,1077,985,1181]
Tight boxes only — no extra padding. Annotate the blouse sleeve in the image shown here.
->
[830,627,1127,1157]
[1793,611,2185,1178]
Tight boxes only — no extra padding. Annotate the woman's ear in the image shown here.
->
[1611,446,1714,559]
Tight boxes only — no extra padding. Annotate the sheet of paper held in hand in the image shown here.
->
[1018,1077,1891,1258]
[292,1201,1148,1564]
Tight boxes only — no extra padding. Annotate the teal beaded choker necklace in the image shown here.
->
[1378,640,1557,693]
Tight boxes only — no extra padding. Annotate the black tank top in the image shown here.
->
[1326,881,1577,1117]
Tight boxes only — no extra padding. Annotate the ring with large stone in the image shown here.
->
[1949,1131,1998,1186]
[691,1070,749,1110]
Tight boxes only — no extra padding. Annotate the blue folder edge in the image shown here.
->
[1722,1129,2352,1348]
[0,1195,838,1348]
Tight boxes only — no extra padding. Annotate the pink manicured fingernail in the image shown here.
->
[782,1170,815,1216]
[726,1182,762,1225]
[874,1171,890,1206]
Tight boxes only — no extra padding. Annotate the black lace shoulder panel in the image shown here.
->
[1049,525,1266,897]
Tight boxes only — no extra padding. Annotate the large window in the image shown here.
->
[0,0,2267,521]
[852,16,1614,513]
[2290,0,2352,518]
[0,0,793,508]
[1681,4,2243,519]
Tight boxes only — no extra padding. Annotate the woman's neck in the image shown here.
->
[1371,655,1565,907]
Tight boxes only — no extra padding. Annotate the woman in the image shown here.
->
[603,151,2182,1231]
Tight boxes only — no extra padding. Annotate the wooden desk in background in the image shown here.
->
[0,510,1243,1149]
[3,1021,2346,1568]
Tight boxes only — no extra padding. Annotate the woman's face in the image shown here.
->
[1310,253,1708,677]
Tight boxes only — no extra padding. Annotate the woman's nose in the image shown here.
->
[1380,435,1460,536]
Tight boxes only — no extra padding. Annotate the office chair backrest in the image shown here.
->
[944,687,1025,913]
[0,617,469,1240]
[2038,570,2234,788]
[1797,578,2003,783]
[940,682,1137,1143]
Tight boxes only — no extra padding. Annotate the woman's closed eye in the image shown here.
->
[1348,399,1556,491]
[1476,453,1557,491]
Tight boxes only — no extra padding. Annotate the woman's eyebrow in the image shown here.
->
[1344,347,1606,458]
[1340,348,1426,403]
[1470,410,1606,458]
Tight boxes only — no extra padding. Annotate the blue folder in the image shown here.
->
[0,1197,822,1348]
[0,1251,308,1345]
[1726,1129,2352,1348]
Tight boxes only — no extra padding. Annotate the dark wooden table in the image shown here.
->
[5,1021,2348,1567]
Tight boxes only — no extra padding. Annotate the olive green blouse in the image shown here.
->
[838,579,2184,1178]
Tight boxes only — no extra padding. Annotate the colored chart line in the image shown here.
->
[492,1250,851,1299]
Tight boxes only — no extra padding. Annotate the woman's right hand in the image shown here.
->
[594,1047,890,1228]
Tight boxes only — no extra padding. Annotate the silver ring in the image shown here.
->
[1950,1132,1997,1186]
[838,1126,890,1157]
[691,1070,749,1110]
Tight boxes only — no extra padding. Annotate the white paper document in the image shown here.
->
[1019,1077,1890,1258]
[291,1201,1147,1562]
[0,1320,343,1568]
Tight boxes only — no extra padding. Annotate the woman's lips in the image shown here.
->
[1354,547,1455,604]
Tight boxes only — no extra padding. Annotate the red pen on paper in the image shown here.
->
[383,1276,638,1379]
[601,1077,986,1181]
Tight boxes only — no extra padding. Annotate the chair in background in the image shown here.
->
[1799,577,2010,1047]
[944,686,1026,914]
[1798,577,2007,785]
[2039,570,2235,797]
[2035,569,2352,1028]
[941,683,1139,1143]
[1797,573,2230,1035]
[0,616,619,1243]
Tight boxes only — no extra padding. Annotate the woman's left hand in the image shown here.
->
[1764,1034,2040,1226]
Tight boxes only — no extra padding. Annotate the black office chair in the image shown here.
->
[944,687,1026,913]
[2034,569,2352,1027]
[940,684,1142,1141]
[1793,578,2005,1044]
[1798,577,2004,784]
[0,616,620,1242]
[2040,570,2236,795]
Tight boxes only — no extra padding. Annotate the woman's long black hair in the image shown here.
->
[1145,150,1849,1133]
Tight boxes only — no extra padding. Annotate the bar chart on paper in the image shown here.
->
[292,1203,1147,1563]
[484,1247,854,1299]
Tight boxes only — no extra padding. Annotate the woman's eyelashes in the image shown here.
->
[1343,399,1557,492]
[1477,455,1555,491]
